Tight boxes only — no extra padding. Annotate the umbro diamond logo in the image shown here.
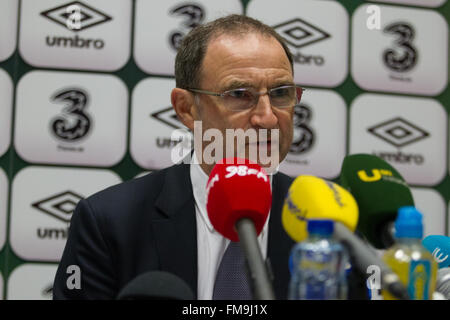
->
[368,117,429,148]
[151,107,184,130]
[40,1,112,32]
[32,190,83,223]
[272,18,330,49]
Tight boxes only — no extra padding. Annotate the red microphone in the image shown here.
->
[206,158,275,299]
[206,157,271,241]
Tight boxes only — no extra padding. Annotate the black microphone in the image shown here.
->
[116,271,195,300]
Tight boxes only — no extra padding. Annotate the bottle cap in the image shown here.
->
[307,219,334,236]
[395,206,423,239]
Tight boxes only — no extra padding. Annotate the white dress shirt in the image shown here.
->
[190,151,270,300]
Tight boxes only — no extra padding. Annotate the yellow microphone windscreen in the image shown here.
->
[282,175,359,242]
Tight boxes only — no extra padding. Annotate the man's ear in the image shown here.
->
[171,88,196,131]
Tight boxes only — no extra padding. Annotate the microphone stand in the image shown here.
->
[236,218,275,300]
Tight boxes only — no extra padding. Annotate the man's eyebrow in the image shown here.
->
[270,83,295,89]
[222,80,254,91]
[222,80,295,91]
[270,79,296,87]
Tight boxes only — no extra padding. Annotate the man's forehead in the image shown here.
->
[203,32,293,75]
[207,31,278,48]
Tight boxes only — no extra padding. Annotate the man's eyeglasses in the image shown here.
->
[187,85,305,111]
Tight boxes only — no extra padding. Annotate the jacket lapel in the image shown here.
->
[152,164,198,298]
[267,172,295,300]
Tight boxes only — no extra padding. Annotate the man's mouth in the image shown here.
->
[247,140,270,145]
[258,140,271,147]
[246,140,274,151]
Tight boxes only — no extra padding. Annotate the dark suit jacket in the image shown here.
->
[53,163,296,299]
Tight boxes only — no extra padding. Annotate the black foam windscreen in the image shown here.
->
[116,271,194,300]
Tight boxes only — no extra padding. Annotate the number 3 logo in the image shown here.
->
[383,22,418,72]
[168,4,205,51]
[50,89,92,142]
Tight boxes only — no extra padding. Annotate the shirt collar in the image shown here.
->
[190,151,214,232]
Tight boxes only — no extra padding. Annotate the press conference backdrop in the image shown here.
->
[0,0,448,300]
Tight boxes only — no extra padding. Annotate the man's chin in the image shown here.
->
[259,163,280,175]
[241,149,281,175]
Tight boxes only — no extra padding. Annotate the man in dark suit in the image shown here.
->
[53,14,366,300]
[52,160,294,299]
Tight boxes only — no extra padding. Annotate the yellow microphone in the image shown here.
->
[282,175,358,243]
[282,175,410,300]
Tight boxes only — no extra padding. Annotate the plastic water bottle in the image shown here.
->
[288,219,349,300]
[382,206,437,300]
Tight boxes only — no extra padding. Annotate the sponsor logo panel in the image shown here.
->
[0,69,13,158]
[134,0,242,75]
[130,78,188,170]
[279,89,347,179]
[411,188,446,237]
[14,70,128,167]
[9,166,121,261]
[368,0,447,8]
[0,0,18,62]
[7,264,58,300]
[352,4,448,95]
[19,0,132,71]
[247,0,349,87]
[349,93,447,186]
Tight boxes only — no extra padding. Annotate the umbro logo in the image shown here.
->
[40,1,112,32]
[368,117,429,148]
[150,107,186,149]
[272,18,329,66]
[150,106,184,130]
[32,190,83,223]
[272,18,330,49]
[41,1,111,49]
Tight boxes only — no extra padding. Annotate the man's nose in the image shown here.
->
[250,93,278,129]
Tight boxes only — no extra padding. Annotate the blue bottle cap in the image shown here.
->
[395,206,423,239]
[307,219,334,236]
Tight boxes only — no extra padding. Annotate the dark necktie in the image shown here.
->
[212,241,252,300]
